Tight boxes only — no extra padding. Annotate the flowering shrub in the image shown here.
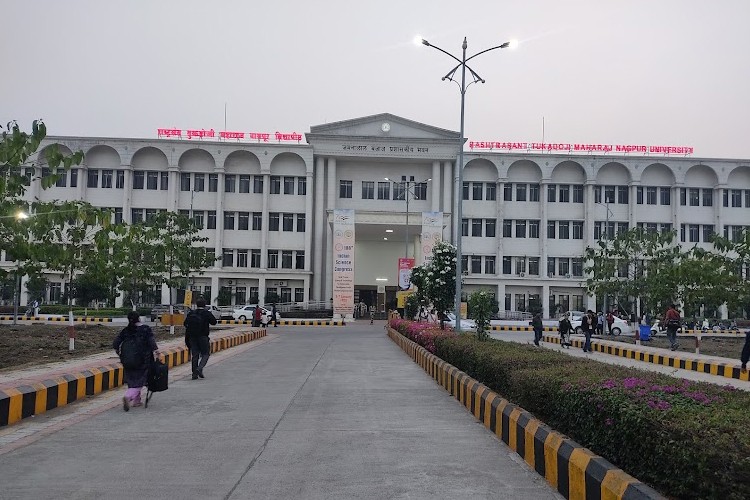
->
[389,318,456,353]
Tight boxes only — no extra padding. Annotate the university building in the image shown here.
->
[6,113,750,317]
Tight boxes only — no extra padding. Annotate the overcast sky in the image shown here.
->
[3,0,749,159]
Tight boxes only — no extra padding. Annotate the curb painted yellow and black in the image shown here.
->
[0,316,113,323]
[491,325,557,332]
[0,329,267,428]
[216,319,345,326]
[387,328,662,500]
[542,333,750,382]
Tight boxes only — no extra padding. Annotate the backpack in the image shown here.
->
[184,310,204,335]
[119,328,147,369]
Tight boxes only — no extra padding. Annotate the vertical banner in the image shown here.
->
[398,257,415,290]
[333,209,355,317]
[421,211,443,265]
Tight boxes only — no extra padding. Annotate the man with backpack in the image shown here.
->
[559,313,572,348]
[184,297,217,380]
[664,304,681,351]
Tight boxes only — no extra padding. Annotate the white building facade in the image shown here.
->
[7,113,750,317]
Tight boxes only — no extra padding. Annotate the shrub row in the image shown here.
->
[425,333,750,499]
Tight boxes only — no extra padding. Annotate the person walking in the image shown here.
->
[114,311,158,411]
[184,297,217,380]
[271,303,278,327]
[664,304,681,351]
[532,312,543,346]
[253,306,262,328]
[581,310,595,353]
[559,313,572,348]
[596,312,604,336]
[606,311,614,335]
[741,329,750,371]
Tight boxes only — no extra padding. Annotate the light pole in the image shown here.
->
[11,211,29,325]
[385,176,431,260]
[416,35,518,330]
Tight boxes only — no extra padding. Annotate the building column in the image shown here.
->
[260,173,270,268]
[542,284,550,319]
[258,276,266,305]
[210,275,220,305]
[442,160,452,229]
[214,172,225,264]
[324,158,337,303]
[496,282,505,310]
[303,275,310,304]
[123,167,133,223]
[431,160,441,212]
[540,180,549,282]
[672,185,682,236]
[715,185,725,238]
[629,182,639,229]
[585,183,595,248]
[313,157,325,301]
[496,180,505,274]
[304,171,313,272]
[167,167,179,212]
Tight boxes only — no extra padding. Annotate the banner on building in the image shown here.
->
[333,209,355,317]
[398,257,415,291]
[421,211,443,265]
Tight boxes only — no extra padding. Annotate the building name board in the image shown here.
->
[341,144,430,153]
[157,128,303,143]
[468,141,694,155]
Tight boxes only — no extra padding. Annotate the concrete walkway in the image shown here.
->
[0,322,560,499]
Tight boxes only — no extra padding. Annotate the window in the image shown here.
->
[339,180,352,198]
[659,187,671,205]
[295,287,304,302]
[604,185,615,204]
[486,183,496,201]
[547,184,557,202]
[224,174,236,193]
[746,190,750,209]
[529,184,540,202]
[515,220,527,238]
[50,283,62,303]
[297,177,306,195]
[414,182,428,200]
[529,220,540,238]
[282,213,294,231]
[703,224,714,242]
[461,219,469,237]
[637,187,644,204]
[206,249,215,267]
[394,182,406,201]
[502,219,512,237]
[661,223,672,234]
[485,219,496,237]
[503,183,513,201]
[251,250,261,268]
[680,188,687,206]
[235,287,246,304]
[732,189,742,207]
[572,258,583,277]
[617,186,628,204]
[70,169,78,187]
[460,182,469,200]
[689,188,700,207]
[702,188,713,207]
[193,211,204,229]
[131,208,143,223]
[237,250,248,268]
[461,255,469,274]
[723,189,729,207]
[283,176,295,194]
[573,185,583,203]
[239,175,250,193]
[558,258,570,276]
[253,175,263,193]
[147,171,158,190]
[207,210,216,229]
[572,221,584,240]
[115,170,124,189]
[101,170,113,188]
[209,174,218,192]
[160,171,168,190]
[180,173,191,191]
[485,256,496,275]
[593,221,603,240]
[223,211,235,230]
[377,182,390,200]
[516,183,527,201]
[548,220,557,239]
[238,212,249,230]
[471,219,482,237]
[689,224,700,243]
[114,208,123,224]
[559,184,570,203]
[502,256,512,274]
[87,169,99,188]
[528,257,540,276]
[194,173,205,192]
[547,257,555,276]
[472,182,483,200]
[558,221,570,239]
[270,176,281,194]
[505,293,511,311]
[646,187,657,205]
[680,224,686,242]
[297,214,306,232]
[362,181,374,199]
[222,249,234,267]
[594,186,602,204]
[295,251,305,270]
[269,212,280,231]
[515,257,526,274]
[252,212,262,230]
[267,250,279,269]
[471,256,482,274]
[282,250,293,269]
[617,221,628,235]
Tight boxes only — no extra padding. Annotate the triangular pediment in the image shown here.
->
[308,113,459,141]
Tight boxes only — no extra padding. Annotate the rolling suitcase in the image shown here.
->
[145,357,168,408]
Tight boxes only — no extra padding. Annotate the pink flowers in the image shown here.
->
[599,375,724,410]
[389,318,456,353]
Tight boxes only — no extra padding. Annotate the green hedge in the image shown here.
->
[433,334,750,500]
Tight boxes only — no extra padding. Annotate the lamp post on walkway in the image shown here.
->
[385,176,431,260]
[416,35,517,330]
[11,211,29,326]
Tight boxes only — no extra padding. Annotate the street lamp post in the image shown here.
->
[385,176,431,261]
[416,35,517,330]
[11,210,29,326]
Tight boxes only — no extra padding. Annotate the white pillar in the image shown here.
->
[304,171,313,272]
[123,167,133,223]
[431,160,441,212]
[542,284,550,319]
[214,171,225,261]
[260,173,270,268]
[585,183,595,248]
[442,160,452,217]
[210,275,220,305]
[313,157,325,300]
[325,158,336,303]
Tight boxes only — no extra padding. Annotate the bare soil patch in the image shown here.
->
[0,323,187,372]
[602,332,746,360]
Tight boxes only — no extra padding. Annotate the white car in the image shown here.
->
[567,311,632,336]
[231,305,280,323]
[445,313,477,331]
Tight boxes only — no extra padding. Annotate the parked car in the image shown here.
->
[231,305,280,323]
[445,313,476,330]
[150,304,191,322]
[206,305,234,320]
[567,311,632,336]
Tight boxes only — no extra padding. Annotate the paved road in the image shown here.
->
[0,322,559,499]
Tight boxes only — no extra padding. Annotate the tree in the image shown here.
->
[70,271,110,309]
[468,290,495,340]
[108,220,162,309]
[410,241,457,327]
[404,293,420,320]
